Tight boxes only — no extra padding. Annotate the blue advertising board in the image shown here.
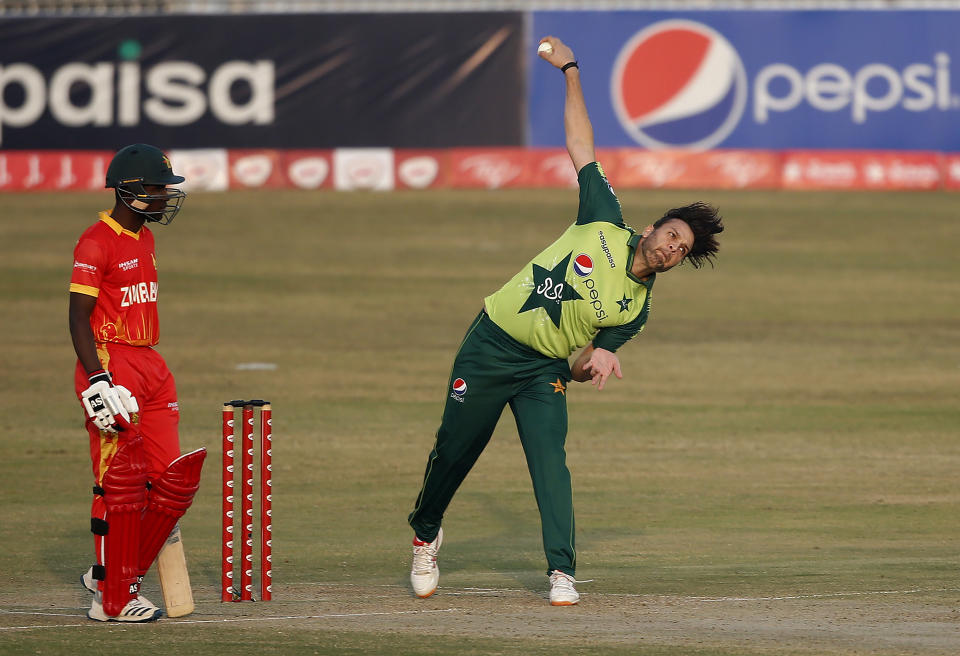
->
[529,11,960,150]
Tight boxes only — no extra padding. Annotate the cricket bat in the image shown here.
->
[157,524,195,617]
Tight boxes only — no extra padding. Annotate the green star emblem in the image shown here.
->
[616,295,633,312]
[518,252,583,328]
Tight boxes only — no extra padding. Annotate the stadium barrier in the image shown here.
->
[0,148,955,192]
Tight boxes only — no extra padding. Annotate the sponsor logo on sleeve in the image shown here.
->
[450,377,468,403]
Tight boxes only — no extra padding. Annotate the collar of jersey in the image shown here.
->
[99,211,141,240]
[625,233,655,288]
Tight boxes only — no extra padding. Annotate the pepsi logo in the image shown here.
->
[452,378,468,396]
[611,20,747,151]
[572,253,594,277]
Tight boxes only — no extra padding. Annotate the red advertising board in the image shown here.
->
[394,150,447,190]
[697,151,781,189]
[943,155,960,191]
[228,150,288,189]
[612,150,779,189]
[528,149,579,188]
[782,151,942,190]
[447,148,532,189]
[0,151,110,191]
[280,150,334,190]
[857,152,941,191]
[0,148,956,192]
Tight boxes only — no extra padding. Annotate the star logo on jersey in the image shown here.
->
[518,252,583,328]
[549,378,566,396]
[617,295,633,312]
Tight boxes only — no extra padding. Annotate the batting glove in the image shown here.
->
[114,384,140,415]
[80,370,131,433]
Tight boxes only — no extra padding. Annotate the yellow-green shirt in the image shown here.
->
[484,162,654,359]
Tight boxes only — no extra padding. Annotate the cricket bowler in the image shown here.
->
[69,144,205,622]
[407,37,724,605]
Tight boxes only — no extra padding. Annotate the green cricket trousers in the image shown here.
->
[408,310,576,576]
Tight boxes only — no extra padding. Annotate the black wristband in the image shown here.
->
[87,369,111,385]
[561,61,579,73]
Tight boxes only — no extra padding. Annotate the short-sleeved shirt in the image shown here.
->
[484,162,654,359]
[70,211,160,346]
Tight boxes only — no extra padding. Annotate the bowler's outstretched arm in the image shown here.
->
[538,37,595,173]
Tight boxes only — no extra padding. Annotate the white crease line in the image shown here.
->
[245,583,960,602]
[4,585,956,630]
[173,607,460,625]
[686,588,958,603]
[0,611,81,618]
[0,608,459,631]
[1,623,93,630]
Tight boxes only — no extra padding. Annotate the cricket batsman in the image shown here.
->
[407,37,724,605]
[69,144,205,622]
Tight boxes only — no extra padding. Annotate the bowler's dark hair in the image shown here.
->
[654,202,724,269]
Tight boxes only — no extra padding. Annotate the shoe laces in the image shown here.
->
[549,570,577,592]
[412,538,439,575]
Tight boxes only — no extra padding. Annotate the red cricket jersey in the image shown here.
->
[70,211,160,346]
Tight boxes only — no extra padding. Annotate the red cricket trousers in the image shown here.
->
[74,343,181,587]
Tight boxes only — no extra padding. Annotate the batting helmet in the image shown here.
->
[106,144,186,225]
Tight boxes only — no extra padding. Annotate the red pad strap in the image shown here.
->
[139,448,206,573]
[100,436,148,617]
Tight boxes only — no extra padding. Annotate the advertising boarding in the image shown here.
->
[0,13,524,149]
[530,11,960,151]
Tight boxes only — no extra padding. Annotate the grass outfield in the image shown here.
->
[1,188,958,655]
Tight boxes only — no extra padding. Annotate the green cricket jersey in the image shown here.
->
[484,162,654,359]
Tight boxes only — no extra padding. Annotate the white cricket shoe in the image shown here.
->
[87,593,162,622]
[410,528,443,598]
[81,566,156,608]
[80,566,98,595]
[548,570,580,606]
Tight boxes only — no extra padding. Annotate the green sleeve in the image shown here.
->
[576,162,623,226]
[591,292,652,353]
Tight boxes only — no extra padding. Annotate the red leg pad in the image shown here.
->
[139,448,206,573]
[101,436,148,617]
